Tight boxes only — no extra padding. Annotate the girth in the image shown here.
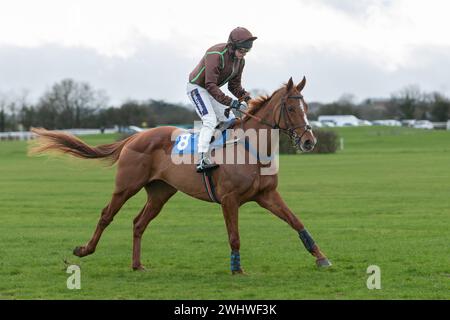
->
[201,170,221,204]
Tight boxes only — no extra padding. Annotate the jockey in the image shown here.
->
[187,27,257,173]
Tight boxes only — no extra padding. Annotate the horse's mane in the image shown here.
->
[246,85,286,116]
[247,95,271,116]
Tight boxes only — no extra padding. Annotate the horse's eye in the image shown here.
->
[288,106,295,112]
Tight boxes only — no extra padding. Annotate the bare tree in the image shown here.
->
[390,85,424,119]
[37,79,109,129]
[0,90,29,131]
[337,93,356,106]
[0,93,7,132]
[428,92,450,122]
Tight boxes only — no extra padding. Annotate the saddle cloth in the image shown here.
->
[171,121,275,163]
[172,129,233,155]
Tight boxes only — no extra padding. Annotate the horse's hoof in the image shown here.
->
[73,246,84,257]
[316,258,332,268]
[132,265,147,272]
[232,269,247,275]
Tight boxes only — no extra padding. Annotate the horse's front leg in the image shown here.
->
[221,194,244,275]
[256,190,332,268]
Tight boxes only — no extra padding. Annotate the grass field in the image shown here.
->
[0,126,449,299]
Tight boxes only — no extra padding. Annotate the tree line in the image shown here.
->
[310,86,450,122]
[1,80,449,132]
[0,79,197,132]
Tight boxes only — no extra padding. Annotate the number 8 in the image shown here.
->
[177,134,190,151]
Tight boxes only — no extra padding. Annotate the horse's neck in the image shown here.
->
[242,104,274,131]
[241,105,277,156]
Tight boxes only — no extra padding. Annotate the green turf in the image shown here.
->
[0,127,449,299]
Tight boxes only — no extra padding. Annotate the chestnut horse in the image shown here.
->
[30,76,332,274]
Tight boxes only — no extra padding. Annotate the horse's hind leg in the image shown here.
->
[73,187,139,257]
[132,180,177,270]
[74,152,150,258]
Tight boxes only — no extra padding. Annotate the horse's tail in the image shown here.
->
[29,127,134,165]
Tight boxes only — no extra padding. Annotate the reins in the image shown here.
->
[233,94,312,149]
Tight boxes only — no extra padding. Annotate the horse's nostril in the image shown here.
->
[302,139,315,151]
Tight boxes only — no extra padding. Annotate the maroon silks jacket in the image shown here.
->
[189,43,251,106]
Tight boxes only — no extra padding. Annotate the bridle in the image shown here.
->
[237,94,313,150]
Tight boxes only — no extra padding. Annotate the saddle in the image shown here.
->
[172,119,239,155]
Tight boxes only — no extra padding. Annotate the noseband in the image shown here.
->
[274,95,312,149]
[238,95,312,150]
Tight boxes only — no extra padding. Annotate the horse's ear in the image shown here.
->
[296,76,306,92]
[286,77,294,92]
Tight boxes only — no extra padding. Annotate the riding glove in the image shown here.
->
[230,99,248,112]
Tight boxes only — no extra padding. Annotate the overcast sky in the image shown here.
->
[1,0,449,105]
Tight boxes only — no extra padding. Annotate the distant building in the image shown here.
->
[318,115,363,127]
[413,120,433,130]
[309,121,323,128]
[372,120,402,126]
[358,120,373,126]
[401,120,416,127]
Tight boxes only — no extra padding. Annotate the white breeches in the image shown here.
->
[186,82,236,153]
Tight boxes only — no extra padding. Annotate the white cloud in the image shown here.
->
[2,0,449,64]
[0,0,449,103]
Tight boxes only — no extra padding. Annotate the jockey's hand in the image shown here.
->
[239,101,248,112]
[230,99,240,110]
[230,99,248,112]
[226,99,248,118]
